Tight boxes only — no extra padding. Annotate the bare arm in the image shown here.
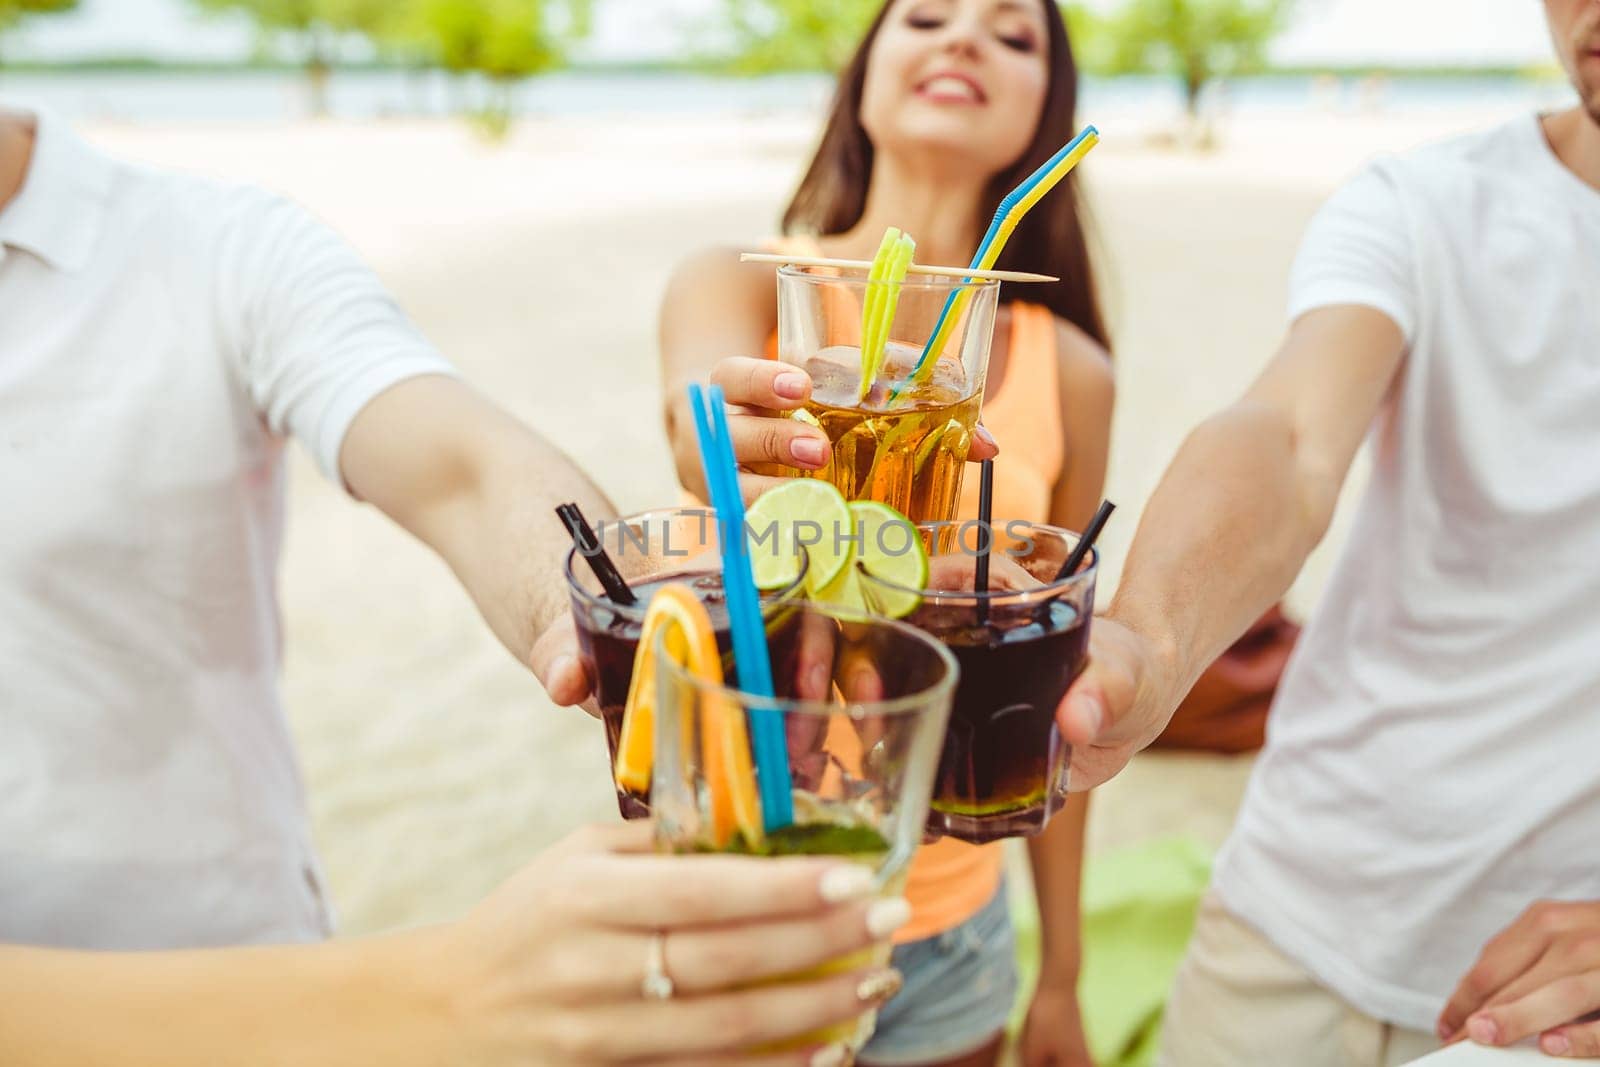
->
[1020,793,1094,1067]
[339,375,615,705]
[1046,321,1116,536]
[0,824,908,1067]
[0,935,450,1067]
[1060,305,1407,790]
[1029,324,1114,976]
[659,247,796,499]
[1019,324,1113,1066]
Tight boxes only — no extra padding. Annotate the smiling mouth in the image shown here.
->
[915,74,987,105]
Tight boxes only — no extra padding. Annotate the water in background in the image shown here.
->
[0,67,1575,124]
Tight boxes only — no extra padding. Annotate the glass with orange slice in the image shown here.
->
[563,507,810,818]
[638,595,957,1054]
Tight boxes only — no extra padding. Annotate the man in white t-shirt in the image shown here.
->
[0,106,603,950]
[1052,2,1600,1064]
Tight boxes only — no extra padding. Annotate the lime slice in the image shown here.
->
[744,480,853,594]
[812,559,867,612]
[746,520,803,591]
[848,501,926,619]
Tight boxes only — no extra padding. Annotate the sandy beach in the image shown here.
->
[74,101,1534,935]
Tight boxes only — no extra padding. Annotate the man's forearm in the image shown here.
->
[1109,400,1330,701]
[1060,308,1401,782]
[0,933,454,1067]
[450,427,616,666]
[341,378,618,672]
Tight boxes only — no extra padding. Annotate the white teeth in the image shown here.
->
[922,76,980,101]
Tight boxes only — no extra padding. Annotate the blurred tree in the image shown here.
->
[719,0,880,73]
[399,0,592,135]
[0,0,76,29]
[191,0,341,115]
[322,0,403,41]
[0,0,79,71]
[190,0,423,115]
[1070,0,1294,118]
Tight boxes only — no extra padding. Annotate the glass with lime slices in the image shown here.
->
[650,601,957,1053]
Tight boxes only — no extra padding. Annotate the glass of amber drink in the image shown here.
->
[773,265,1000,524]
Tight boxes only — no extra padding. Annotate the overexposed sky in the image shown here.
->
[4,0,1558,68]
[1271,0,1553,67]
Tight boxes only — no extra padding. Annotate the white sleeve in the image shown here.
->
[1287,162,1418,344]
[223,190,458,488]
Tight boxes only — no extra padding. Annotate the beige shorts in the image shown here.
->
[1158,893,1440,1067]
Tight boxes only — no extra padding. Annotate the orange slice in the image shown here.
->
[700,676,764,850]
[617,583,764,848]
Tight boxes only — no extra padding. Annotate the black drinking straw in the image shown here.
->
[556,503,637,606]
[1053,499,1116,582]
[974,460,995,625]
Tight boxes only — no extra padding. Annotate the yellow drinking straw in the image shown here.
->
[895,125,1100,399]
[858,228,899,400]
[859,228,915,401]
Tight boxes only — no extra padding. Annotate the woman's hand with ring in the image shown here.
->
[428,821,911,1065]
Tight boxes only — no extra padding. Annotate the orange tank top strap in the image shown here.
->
[955,301,1065,523]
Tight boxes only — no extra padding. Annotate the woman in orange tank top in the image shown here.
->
[660,4,1112,1065]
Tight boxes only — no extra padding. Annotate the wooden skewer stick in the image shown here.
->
[739,252,1058,284]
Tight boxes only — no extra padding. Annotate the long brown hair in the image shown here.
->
[783,0,1108,349]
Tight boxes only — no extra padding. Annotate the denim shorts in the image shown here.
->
[858,883,1019,1066]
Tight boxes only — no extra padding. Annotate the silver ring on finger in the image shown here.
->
[641,931,675,1001]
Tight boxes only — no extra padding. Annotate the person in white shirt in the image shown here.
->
[1049,1,1600,1063]
[0,108,908,1065]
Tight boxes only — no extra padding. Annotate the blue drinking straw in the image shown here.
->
[686,383,794,831]
[892,125,1100,401]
